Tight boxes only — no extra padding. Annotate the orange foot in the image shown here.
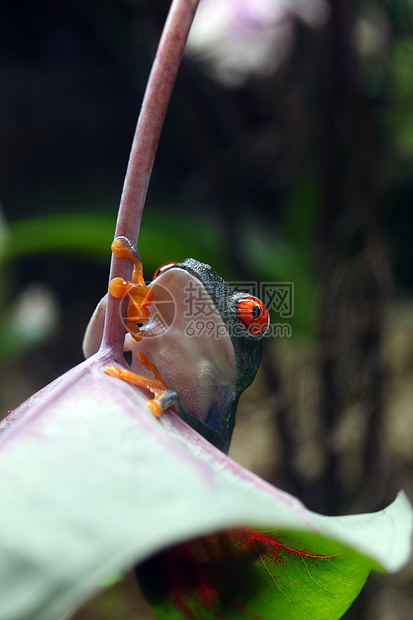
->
[109,237,153,342]
[106,238,170,417]
[105,352,169,417]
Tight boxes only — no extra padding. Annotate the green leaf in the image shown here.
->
[0,213,225,274]
[0,214,115,263]
[138,529,371,620]
[0,355,411,620]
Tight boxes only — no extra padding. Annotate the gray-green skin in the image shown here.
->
[157,258,264,453]
[83,256,266,454]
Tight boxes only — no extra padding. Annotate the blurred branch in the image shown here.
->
[318,0,390,516]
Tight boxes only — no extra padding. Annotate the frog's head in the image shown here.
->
[134,258,269,452]
[172,258,268,388]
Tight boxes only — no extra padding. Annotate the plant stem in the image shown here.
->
[101,0,200,355]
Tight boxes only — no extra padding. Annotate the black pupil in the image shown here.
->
[252,305,262,320]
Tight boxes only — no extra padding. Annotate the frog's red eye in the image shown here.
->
[152,262,179,280]
[236,297,269,337]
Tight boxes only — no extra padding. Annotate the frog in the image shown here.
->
[83,237,269,454]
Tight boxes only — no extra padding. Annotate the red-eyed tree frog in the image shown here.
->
[83,237,269,454]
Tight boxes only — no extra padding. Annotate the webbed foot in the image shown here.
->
[109,237,153,341]
[106,238,172,417]
[105,364,168,417]
[105,351,179,418]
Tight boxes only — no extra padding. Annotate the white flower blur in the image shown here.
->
[12,284,59,346]
[186,0,329,87]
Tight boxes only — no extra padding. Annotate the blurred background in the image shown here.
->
[1,0,413,618]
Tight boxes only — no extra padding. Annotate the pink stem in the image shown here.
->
[101,0,200,355]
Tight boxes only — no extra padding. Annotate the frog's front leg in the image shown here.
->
[83,237,148,357]
[109,237,153,342]
[104,237,172,418]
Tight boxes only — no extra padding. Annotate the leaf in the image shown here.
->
[137,529,370,620]
[0,212,225,274]
[0,214,115,264]
[0,353,411,620]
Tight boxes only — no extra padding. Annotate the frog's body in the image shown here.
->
[83,239,268,453]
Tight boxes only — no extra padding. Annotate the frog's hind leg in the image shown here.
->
[83,294,108,358]
[105,352,175,419]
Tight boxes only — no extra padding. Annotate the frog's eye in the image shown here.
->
[152,262,179,280]
[236,297,269,337]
